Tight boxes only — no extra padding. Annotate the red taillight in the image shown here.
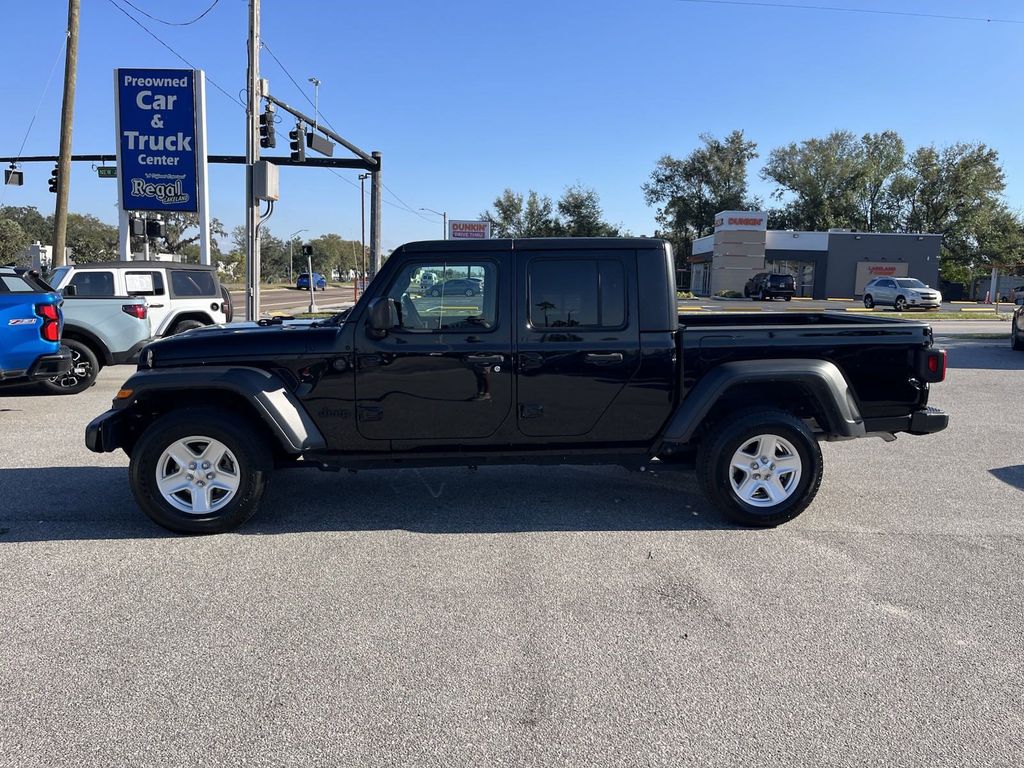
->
[924,350,947,382]
[34,303,60,342]
[122,303,148,320]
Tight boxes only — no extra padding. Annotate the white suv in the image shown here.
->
[863,277,942,311]
[49,262,231,336]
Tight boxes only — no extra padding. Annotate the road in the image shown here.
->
[228,284,358,316]
[0,339,1022,767]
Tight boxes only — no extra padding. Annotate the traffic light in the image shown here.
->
[146,218,165,239]
[259,108,276,149]
[301,245,313,257]
[289,123,306,162]
[48,165,59,194]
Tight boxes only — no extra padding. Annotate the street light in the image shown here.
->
[308,76,321,131]
[288,228,308,283]
[419,207,448,240]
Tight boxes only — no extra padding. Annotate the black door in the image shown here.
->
[354,255,512,441]
[515,252,640,438]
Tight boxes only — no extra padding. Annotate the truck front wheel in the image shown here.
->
[697,409,822,527]
[129,407,272,534]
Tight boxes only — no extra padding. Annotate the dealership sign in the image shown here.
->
[115,68,204,212]
[714,210,768,232]
[448,220,491,239]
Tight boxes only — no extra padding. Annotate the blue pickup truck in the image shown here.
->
[0,266,71,384]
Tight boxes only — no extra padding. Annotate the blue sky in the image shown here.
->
[1,0,1022,251]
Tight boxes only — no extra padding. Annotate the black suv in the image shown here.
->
[745,272,795,301]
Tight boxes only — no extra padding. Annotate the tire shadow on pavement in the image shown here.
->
[0,464,743,541]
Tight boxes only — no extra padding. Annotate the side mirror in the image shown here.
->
[62,284,77,297]
[366,296,397,339]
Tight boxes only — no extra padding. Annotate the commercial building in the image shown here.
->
[689,211,941,299]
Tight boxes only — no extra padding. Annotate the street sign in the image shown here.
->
[115,68,201,212]
[97,166,117,178]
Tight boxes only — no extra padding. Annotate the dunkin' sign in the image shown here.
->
[714,211,768,232]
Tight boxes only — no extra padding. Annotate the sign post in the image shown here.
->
[114,68,209,262]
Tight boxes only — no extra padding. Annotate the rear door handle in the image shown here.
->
[585,352,623,365]
[464,353,504,365]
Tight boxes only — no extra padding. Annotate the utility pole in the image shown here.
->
[370,152,382,276]
[244,0,261,320]
[359,172,368,290]
[52,0,80,268]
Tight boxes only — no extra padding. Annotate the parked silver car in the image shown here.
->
[863,277,942,310]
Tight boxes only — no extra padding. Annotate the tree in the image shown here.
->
[899,142,1023,279]
[760,130,864,231]
[64,213,119,263]
[0,219,29,264]
[481,189,559,238]
[0,206,50,245]
[556,185,619,237]
[854,130,906,231]
[306,233,363,276]
[642,130,758,258]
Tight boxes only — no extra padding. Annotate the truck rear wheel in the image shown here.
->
[697,409,822,527]
[39,339,99,395]
[129,407,272,534]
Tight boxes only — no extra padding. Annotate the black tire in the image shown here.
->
[759,288,766,301]
[1012,322,1024,351]
[38,338,100,395]
[697,408,823,527]
[430,288,441,298]
[465,288,475,297]
[863,295,874,309]
[129,407,272,534]
[784,295,792,302]
[894,295,907,312]
[744,286,750,298]
[169,319,205,336]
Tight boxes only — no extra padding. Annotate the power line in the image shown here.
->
[0,34,68,207]
[261,38,434,221]
[104,0,244,108]
[669,0,1024,24]
[115,0,221,27]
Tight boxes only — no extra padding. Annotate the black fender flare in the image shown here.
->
[660,358,865,445]
[111,366,326,453]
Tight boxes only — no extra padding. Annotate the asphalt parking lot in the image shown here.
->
[1,339,1022,767]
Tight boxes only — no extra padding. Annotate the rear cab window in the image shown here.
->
[0,274,39,293]
[125,270,165,296]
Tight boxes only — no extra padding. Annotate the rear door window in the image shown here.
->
[170,270,218,297]
[528,259,626,329]
[0,274,37,293]
[68,271,115,296]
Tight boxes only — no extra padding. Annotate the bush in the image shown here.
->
[676,290,695,299]
[716,289,744,299]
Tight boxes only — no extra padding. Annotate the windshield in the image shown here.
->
[895,278,927,288]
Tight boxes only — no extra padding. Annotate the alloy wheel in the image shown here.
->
[155,436,241,515]
[728,434,803,508]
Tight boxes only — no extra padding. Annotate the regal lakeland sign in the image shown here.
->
[115,68,202,212]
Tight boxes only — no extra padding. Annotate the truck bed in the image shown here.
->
[677,311,935,420]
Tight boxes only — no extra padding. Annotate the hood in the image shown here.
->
[144,320,340,366]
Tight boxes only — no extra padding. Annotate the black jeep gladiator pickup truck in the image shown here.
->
[86,238,948,534]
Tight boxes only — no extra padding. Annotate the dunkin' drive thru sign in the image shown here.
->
[448,220,491,239]
[115,68,204,212]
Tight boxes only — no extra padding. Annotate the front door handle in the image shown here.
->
[585,352,624,365]
[464,353,504,365]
